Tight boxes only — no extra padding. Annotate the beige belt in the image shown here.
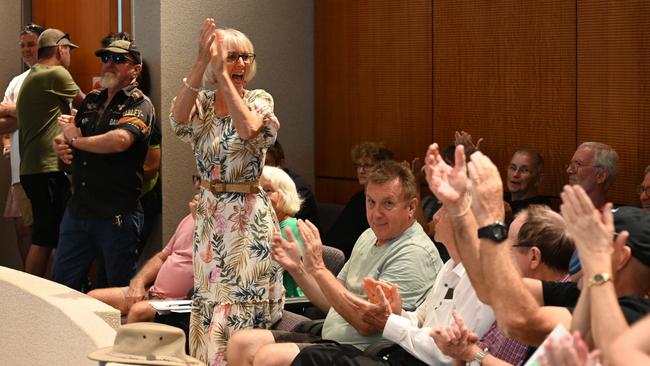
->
[200,179,261,194]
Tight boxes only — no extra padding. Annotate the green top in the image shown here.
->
[17,64,79,175]
[280,217,305,298]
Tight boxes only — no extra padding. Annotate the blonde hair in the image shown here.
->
[204,28,257,86]
[262,166,303,216]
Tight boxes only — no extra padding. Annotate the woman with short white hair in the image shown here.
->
[261,166,305,298]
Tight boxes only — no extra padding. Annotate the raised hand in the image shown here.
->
[342,286,392,331]
[467,151,505,227]
[270,229,302,273]
[296,219,327,273]
[430,310,480,361]
[363,277,402,313]
[454,130,483,155]
[424,143,470,216]
[197,18,217,66]
[542,332,601,366]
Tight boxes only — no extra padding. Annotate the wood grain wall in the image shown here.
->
[32,0,131,93]
[315,0,649,206]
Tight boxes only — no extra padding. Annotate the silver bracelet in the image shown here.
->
[182,77,201,93]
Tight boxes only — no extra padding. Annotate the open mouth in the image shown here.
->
[231,73,244,83]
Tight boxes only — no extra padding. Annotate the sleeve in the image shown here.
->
[542,281,580,307]
[383,313,453,365]
[116,97,155,142]
[50,67,79,101]
[244,89,280,149]
[148,118,162,147]
[376,244,441,310]
[168,90,212,144]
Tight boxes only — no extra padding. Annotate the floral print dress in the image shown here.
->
[170,89,283,366]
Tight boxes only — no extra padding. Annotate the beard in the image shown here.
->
[100,71,119,88]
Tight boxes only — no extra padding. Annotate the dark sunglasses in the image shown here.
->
[100,54,131,64]
[22,24,44,35]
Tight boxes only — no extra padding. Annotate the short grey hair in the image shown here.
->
[578,142,619,190]
[261,166,302,216]
[645,165,650,175]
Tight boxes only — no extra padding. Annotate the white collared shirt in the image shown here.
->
[383,259,495,365]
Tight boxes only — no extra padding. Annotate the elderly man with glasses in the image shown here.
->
[565,142,619,276]
[51,38,156,292]
[16,28,86,278]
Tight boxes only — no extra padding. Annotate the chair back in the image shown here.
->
[322,245,345,276]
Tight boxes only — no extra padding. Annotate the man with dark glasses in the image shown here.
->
[16,28,85,278]
[52,38,156,292]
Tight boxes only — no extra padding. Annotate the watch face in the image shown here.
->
[478,222,509,242]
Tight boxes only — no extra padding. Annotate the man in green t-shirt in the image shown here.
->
[17,28,85,278]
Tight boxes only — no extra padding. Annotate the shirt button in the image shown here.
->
[82,161,87,166]
[81,182,86,187]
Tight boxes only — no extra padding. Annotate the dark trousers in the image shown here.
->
[53,208,141,291]
[291,343,428,366]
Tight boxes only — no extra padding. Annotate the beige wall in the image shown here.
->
[136,0,315,241]
[0,0,26,270]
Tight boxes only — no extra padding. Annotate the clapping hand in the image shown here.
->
[296,219,327,273]
[270,229,302,273]
[424,143,471,216]
[467,152,505,227]
[430,310,480,361]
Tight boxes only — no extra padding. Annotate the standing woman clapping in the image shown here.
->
[170,18,282,366]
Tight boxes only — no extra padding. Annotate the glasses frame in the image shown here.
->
[100,53,132,64]
[637,185,650,196]
[226,52,256,64]
[564,160,602,171]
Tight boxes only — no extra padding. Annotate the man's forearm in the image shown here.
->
[131,253,165,287]
[312,267,379,335]
[71,129,134,154]
[450,213,489,303]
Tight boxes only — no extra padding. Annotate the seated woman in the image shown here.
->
[261,166,305,298]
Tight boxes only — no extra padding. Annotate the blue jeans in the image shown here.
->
[53,208,142,291]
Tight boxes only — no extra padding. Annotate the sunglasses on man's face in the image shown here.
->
[100,54,131,64]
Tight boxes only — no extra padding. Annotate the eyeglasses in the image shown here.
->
[226,52,255,64]
[100,54,131,64]
[56,33,72,45]
[564,160,602,170]
[21,24,44,35]
[508,164,531,174]
[638,185,650,196]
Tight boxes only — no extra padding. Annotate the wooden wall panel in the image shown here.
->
[315,0,433,184]
[577,1,650,205]
[433,0,577,198]
[32,0,131,93]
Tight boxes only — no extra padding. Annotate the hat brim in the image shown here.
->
[95,47,129,56]
[88,346,204,366]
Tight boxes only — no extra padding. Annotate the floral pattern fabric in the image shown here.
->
[170,89,283,366]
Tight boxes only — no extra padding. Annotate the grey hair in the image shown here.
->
[578,142,619,190]
[262,166,302,216]
[204,28,257,86]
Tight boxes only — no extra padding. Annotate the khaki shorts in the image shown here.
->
[3,183,33,226]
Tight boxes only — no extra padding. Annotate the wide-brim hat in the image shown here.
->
[95,39,142,64]
[38,28,79,49]
[88,323,204,366]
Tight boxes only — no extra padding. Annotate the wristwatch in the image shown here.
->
[587,272,613,288]
[477,221,508,243]
[468,349,488,366]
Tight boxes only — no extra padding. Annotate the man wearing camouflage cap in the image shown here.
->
[52,38,156,291]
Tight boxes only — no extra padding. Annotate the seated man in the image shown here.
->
[504,148,550,216]
[436,146,650,356]
[430,204,574,365]
[324,142,394,258]
[88,198,195,323]
[227,160,444,366]
[291,205,494,366]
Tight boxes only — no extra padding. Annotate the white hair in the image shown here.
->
[262,166,302,216]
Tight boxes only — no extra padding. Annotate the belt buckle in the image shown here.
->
[211,182,225,192]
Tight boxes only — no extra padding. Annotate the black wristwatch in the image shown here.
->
[477,221,508,243]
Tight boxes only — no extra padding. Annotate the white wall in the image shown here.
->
[135,0,315,241]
